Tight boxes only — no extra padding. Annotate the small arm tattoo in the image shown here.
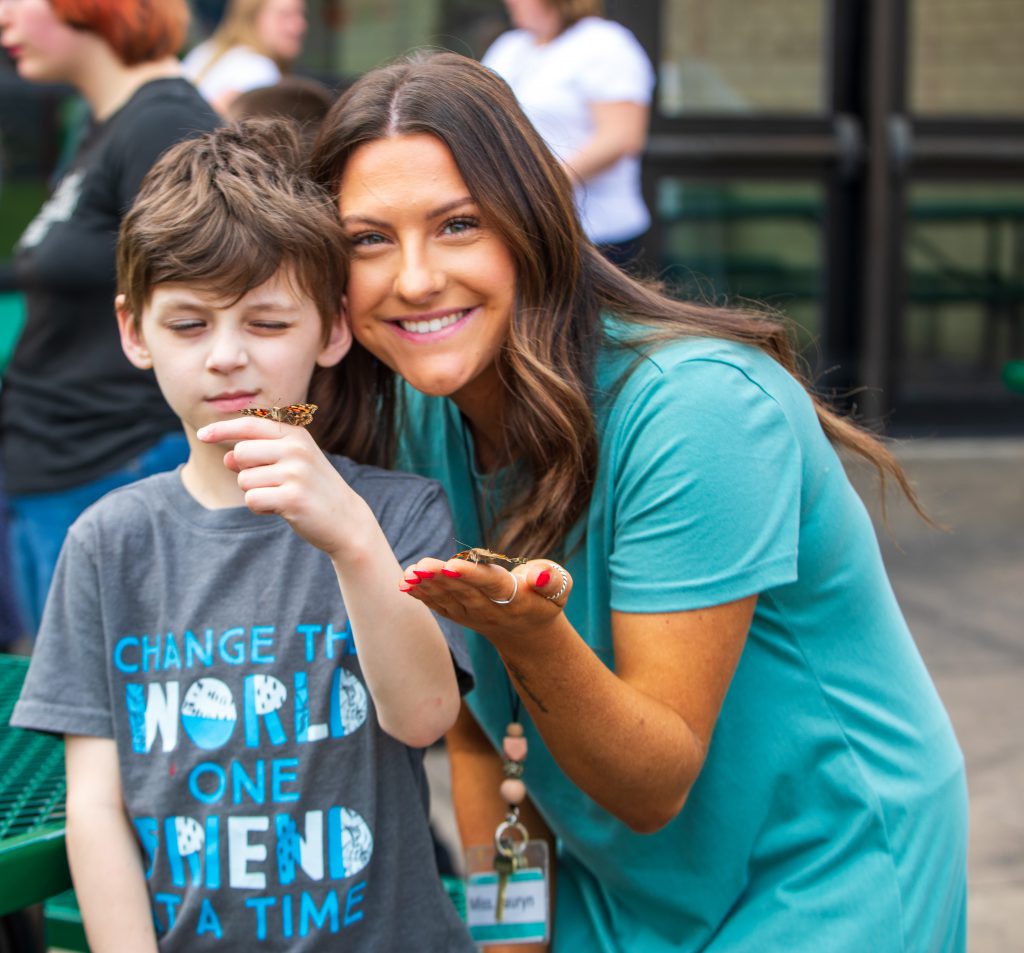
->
[507,663,549,714]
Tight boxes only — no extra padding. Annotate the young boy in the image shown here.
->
[11,120,476,952]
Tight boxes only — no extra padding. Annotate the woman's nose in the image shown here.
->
[394,245,445,304]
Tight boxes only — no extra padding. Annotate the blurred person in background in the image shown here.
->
[183,0,308,116]
[0,0,219,640]
[483,0,654,268]
[0,127,21,651]
[224,72,335,152]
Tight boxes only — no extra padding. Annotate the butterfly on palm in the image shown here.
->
[451,544,529,567]
[240,403,318,427]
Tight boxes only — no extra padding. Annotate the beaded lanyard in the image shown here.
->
[493,683,530,918]
[499,687,528,815]
[457,417,535,915]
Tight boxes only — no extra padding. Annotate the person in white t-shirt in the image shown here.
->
[183,0,307,115]
[483,0,654,265]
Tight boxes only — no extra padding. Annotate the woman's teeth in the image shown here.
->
[399,310,467,334]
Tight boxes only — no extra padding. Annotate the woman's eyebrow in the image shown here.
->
[340,197,476,228]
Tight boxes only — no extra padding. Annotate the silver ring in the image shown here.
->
[488,573,518,605]
[545,564,569,603]
[494,819,529,857]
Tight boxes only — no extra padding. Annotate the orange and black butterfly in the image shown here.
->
[451,543,528,567]
[240,403,318,427]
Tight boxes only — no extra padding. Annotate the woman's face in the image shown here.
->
[338,134,517,407]
[256,0,307,63]
[0,0,88,84]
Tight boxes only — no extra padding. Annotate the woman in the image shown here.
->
[483,0,654,266]
[0,0,218,636]
[182,0,307,115]
[310,53,967,951]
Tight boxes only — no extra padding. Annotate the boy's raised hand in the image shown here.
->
[197,414,464,748]
[196,415,371,558]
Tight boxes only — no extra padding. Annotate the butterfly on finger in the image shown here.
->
[240,403,318,427]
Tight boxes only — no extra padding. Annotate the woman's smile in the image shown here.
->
[391,306,475,339]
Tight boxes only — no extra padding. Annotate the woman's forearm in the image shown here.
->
[400,558,750,831]
[492,615,705,832]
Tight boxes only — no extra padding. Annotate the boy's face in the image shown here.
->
[117,270,350,439]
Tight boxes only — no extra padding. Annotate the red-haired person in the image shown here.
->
[0,0,219,639]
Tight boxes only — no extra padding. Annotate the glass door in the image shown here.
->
[612,0,1024,431]
[887,0,1024,429]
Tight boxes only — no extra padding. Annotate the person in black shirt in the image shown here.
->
[0,0,219,638]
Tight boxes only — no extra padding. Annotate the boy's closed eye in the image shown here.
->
[166,318,206,334]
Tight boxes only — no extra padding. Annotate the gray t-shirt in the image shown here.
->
[13,459,475,951]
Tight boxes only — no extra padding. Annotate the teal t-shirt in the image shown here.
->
[398,333,967,952]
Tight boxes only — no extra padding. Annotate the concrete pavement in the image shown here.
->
[847,438,1024,950]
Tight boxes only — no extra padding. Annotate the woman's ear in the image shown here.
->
[317,308,353,368]
[115,294,152,369]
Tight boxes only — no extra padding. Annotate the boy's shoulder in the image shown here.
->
[61,470,173,549]
[328,453,452,534]
[74,469,176,527]
[329,453,445,498]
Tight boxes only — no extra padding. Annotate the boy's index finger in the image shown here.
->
[196,415,289,444]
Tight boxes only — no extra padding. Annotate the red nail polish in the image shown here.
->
[413,570,435,579]
[442,568,462,578]
[535,569,551,588]
[404,576,420,585]
[399,582,413,592]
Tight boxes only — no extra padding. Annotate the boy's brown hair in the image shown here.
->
[117,118,347,343]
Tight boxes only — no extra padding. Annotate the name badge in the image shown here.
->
[464,841,549,944]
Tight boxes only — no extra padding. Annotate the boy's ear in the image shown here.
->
[316,310,352,368]
[115,294,152,370]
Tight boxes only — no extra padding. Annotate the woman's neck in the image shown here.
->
[74,48,182,121]
[452,373,509,473]
[528,12,566,45]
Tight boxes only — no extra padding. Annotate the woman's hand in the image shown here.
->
[398,555,573,643]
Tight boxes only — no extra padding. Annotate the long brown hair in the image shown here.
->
[310,51,923,556]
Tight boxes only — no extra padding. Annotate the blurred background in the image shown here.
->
[3,0,1023,433]
[1,1,1021,950]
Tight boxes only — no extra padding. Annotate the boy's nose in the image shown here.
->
[205,331,249,370]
